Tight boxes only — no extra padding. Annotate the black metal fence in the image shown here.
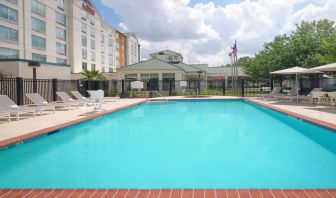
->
[1,77,335,104]
[0,78,118,105]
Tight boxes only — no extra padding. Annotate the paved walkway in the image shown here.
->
[247,98,336,127]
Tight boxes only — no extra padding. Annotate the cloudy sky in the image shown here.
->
[93,0,336,66]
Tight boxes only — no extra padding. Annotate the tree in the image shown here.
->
[241,19,336,80]
[80,69,106,80]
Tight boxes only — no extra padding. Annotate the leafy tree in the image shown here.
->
[80,69,106,80]
[241,19,336,80]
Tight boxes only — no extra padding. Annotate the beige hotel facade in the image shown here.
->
[0,0,140,79]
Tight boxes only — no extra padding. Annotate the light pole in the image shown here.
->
[28,61,41,93]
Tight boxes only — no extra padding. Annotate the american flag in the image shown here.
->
[229,41,237,58]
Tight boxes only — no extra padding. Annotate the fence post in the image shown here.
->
[270,78,274,91]
[52,78,58,101]
[168,79,172,96]
[241,79,245,97]
[16,77,23,105]
[121,80,125,95]
[222,79,226,96]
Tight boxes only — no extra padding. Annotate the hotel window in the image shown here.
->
[108,37,113,46]
[108,48,113,56]
[82,62,87,70]
[91,51,95,61]
[31,0,45,17]
[0,25,18,43]
[109,67,113,73]
[91,64,96,70]
[116,42,119,50]
[81,35,87,46]
[82,49,87,59]
[56,58,66,64]
[108,56,113,66]
[81,22,87,33]
[0,47,18,59]
[56,0,64,9]
[90,39,95,49]
[55,11,66,26]
[31,17,46,34]
[100,34,104,43]
[102,66,105,72]
[56,42,66,55]
[81,9,86,20]
[5,0,18,5]
[89,15,95,25]
[90,28,95,37]
[101,55,105,64]
[101,43,105,54]
[32,53,46,62]
[56,27,66,40]
[32,35,46,50]
[0,4,18,24]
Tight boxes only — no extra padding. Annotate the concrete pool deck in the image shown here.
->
[1,96,336,148]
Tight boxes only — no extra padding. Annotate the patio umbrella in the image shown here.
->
[270,66,322,102]
[310,63,336,72]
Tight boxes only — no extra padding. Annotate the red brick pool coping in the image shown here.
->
[0,188,335,197]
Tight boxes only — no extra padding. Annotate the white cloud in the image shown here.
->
[101,0,336,66]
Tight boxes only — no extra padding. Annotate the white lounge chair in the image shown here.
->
[26,93,76,111]
[56,92,85,108]
[328,91,336,106]
[0,95,36,121]
[0,111,10,122]
[261,87,282,99]
[296,88,323,103]
[87,90,119,102]
[70,91,95,103]
[275,87,299,101]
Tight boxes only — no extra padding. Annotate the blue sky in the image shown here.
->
[95,0,336,65]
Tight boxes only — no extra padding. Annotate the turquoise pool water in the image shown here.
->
[0,100,336,188]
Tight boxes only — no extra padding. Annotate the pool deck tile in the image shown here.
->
[0,189,336,198]
[148,189,161,198]
[226,189,239,198]
[194,189,204,198]
[136,189,150,198]
[182,189,193,198]
[215,189,227,198]
[248,189,263,198]
[160,189,172,198]
[205,189,216,198]
[170,189,183,198]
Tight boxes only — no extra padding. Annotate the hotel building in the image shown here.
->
[0,0,140,79]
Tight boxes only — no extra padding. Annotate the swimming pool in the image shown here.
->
[0,99,336,188]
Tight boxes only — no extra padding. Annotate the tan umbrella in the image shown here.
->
[310,63,336,72]
[271,66,322,102]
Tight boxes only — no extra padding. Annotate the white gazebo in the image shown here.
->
[310,63,336,72]
[270,66,322,102]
